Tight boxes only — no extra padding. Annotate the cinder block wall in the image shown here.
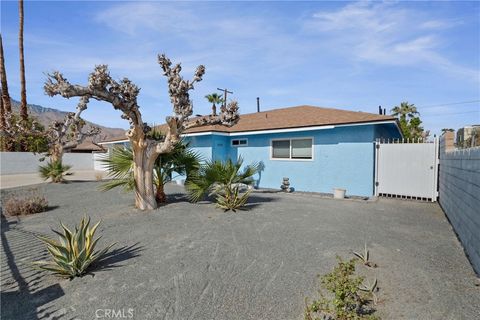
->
[439,131,480,274]
[0,152,94,175]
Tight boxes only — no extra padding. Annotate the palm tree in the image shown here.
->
[0,34,12,114]
[99,140,201,204]
[205,93,224,116]
[391,102,419,120]
[39,160,72,183]
[18,0,28,123]
[186,157,260,211]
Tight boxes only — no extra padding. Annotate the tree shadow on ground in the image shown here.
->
[1,213,66,320]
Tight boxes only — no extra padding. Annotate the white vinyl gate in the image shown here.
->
[374,138,439,201]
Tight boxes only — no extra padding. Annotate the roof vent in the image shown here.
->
[257,97,260,113]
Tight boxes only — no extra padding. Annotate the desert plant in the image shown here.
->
[186,157,259,211]
[34,216,114,278]
[3,192,48,216]
[39,160,71,183]
[359,278,378,305]
[99,138,201,204]
[304,257,379,320]
[352,244,377,268]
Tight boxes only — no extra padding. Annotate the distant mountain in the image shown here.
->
[10,99,126,144]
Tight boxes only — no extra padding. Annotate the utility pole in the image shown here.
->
[217,87,233,108]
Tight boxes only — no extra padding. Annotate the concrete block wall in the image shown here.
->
[0,152,94,175]
[439,132,480,274]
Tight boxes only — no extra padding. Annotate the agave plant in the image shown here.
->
[38,160,72,183]
[359,277,378,305]
[352,243,377,268]
[34,216,114,278]
[186,157,260,211]
[99,138,201,203]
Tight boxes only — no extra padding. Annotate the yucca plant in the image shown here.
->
[39,160,72,183]
[186,157,260,211]
[34,216,114,278]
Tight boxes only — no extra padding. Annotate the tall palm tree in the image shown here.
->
[0,34,12,114]
[18,0,28,123]
[99,140,201,204]
[205,93,224,116]
[391,102,419,120]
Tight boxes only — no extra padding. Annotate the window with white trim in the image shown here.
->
[271,138,313,160]
[231,138,248,147]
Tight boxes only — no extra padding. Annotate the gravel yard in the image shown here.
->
[1,181,479,320]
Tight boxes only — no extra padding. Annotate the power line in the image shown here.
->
[417,100,480,110]
[423,110,480,117]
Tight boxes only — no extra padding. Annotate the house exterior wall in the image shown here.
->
[226,125,376,196]
[183,124,400,197]
[99,122,400,197]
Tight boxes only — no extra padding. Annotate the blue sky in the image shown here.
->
[1,1,479,136]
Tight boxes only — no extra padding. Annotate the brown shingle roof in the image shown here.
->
[100,105,396,142]
[182,105,396,134]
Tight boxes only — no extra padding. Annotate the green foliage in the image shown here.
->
[99,139,201,201]
[3,191,48,216]
[391,101,427,140]
[98,146,135,192]
[305,257,379,320]
[186,157,259,211]
[34,216,114,278]
[1,112,48,152]
[39,160,72,183]
[205,93,224,105]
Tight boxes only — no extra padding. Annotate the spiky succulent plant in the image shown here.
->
[34,216,114,278]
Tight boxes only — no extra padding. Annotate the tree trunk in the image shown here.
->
[50,144,63,163]
[0,34,12,113]
[132,142,157,210]
[19,0,28,123]
[156,182,166,204]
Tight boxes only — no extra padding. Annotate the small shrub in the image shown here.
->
[34,216,114,278]
[39,160,72,183]
[3,193,48,216]
[304,257,379,320]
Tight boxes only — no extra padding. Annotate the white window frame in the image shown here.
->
[231,138,248,147]
[270,137,314,161]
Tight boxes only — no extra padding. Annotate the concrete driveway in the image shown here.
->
[1,182,479,320]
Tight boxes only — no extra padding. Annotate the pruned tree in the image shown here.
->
[44,54,240,210]
[43,96,101,163]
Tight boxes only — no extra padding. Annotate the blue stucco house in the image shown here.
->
[98,105,401,197]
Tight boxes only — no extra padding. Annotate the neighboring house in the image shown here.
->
[456,125,479,148]
[98,105,402,197]
[70,141,106,153]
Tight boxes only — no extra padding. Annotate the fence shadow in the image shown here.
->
[0,213,65,320]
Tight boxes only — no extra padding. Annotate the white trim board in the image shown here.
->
[181,120,398,137]
[98,120,399,144]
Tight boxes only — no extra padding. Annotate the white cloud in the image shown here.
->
[306,2,478,82]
